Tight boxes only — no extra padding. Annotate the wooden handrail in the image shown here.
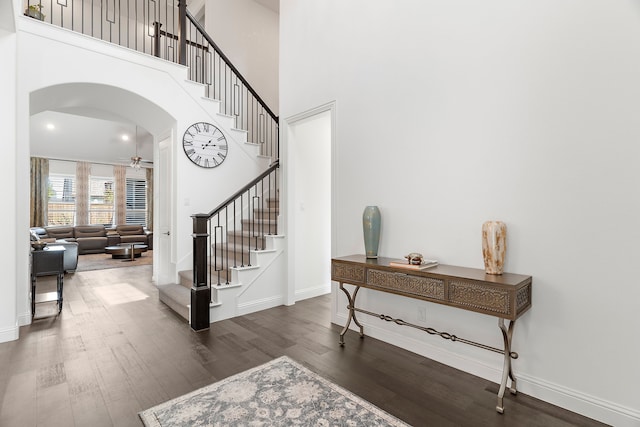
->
[183,9,279,124]
[193,160,279,221]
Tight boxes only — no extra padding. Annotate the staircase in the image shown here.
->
[28,0,284,326]
[157,193,282,322]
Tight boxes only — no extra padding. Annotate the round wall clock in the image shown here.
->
[182,122,228,168]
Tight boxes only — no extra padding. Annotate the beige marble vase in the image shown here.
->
[482,221,506,275]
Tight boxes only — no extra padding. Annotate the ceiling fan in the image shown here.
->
[125,126,153,169]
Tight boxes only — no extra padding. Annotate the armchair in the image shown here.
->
[115,225,153,249]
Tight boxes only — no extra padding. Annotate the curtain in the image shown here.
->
[75,162,90,225]
[114,165,126,225]
[146,167,154,230]
[30,157,49,227]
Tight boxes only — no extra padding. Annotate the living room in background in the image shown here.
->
[44,159,151,227]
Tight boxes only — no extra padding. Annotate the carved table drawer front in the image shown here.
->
[332,263,365,284]
[449,280,511,316]
[367,269,445,300]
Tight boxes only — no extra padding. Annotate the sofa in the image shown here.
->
[115,225,153,249]
[30,227,79,272]
[44,224,125,255]
[38,224,153,254]
[44,224,119,254]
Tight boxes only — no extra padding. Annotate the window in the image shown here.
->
[48,174,76,225]
[89,176,115,225]
[126,178,147,226]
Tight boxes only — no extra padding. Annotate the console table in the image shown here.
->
[332,254,532,414]
[31,245,66,318]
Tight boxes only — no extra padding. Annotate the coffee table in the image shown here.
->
[105,243,148,262]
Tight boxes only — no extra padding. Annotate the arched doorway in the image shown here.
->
[24,83,176,312]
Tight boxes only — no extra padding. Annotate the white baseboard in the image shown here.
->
[518,373,640,427]
[335,313,640,427]
[295,283,331,302]
[18,311,31,327]
[0,325,19,343]
[237,295,284,316]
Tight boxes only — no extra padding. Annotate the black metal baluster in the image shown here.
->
[232,200,237,268]
[268,171,272,235]
[224,206,229,284]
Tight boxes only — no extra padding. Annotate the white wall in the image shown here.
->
[204,0,279,114]
[280,1,640,425]
[0,27,18,342]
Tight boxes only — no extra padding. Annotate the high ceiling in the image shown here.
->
[28,0,279,166]
[254,0,279,13]
[30,110,154,167]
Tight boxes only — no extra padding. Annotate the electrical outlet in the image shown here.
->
[417,306,427,322]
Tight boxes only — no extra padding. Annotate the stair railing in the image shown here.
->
[190,160,279,330]
[23,0,279,161]
[181,7,279,161]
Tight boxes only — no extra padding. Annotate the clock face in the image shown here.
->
[182,122,228,168]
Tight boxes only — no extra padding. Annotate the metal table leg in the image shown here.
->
[57,272,64,314]
[496,318,518,413]
[339,283,364,345]
[31,276,36,318]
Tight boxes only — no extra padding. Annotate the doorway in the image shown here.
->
[23,83,176,320]
[285,103,335,304]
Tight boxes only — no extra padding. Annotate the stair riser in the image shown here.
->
[253,210,279,220]
[223,234,266,247]
[210,220,277,236]
[179,268,232,288]
[214,248,254,265]
[240,219,277,232]
[266,199,279,209]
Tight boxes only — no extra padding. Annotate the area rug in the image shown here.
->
[75,250,152,272]
[139,356,409,427]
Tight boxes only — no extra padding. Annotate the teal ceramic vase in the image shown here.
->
[362,206,381,258]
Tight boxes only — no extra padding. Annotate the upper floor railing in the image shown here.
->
[23,0,279,160]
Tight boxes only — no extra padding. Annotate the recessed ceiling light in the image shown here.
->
[46,123,55,130]
[122,134,130,141]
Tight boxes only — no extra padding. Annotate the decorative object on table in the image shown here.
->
[25,4,45,20]
[182,122,228,168]
[362,205,381,258]
[482,220,507,275]
[31,241,47,251]
[139,356,409,427]
[405,252,424,265]
[389,257,438,270]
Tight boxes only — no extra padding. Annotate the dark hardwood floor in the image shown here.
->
[0,266,607,426]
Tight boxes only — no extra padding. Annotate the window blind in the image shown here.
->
[126,178,147,226]
[48,174,76,225]
[89,176,115,225]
